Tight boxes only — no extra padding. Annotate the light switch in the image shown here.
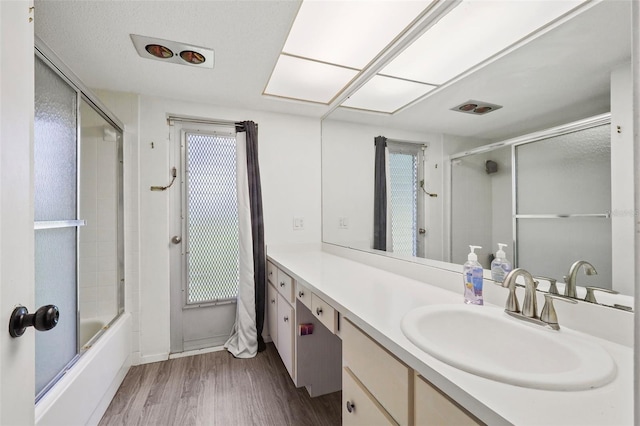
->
[293,216,304,230]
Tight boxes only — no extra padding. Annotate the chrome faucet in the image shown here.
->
[502,268,576,330]
[502,268,538,317]
[564,260,597,298]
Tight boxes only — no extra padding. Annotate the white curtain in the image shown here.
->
[224,131,258,358]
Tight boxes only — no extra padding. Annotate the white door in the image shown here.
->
[0,1,36,424]
[169,123,239,353]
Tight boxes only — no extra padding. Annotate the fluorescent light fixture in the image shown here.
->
[283,0,434,69]
[381,0,586,85]
[264,54,358,104]
[341,75,436,113]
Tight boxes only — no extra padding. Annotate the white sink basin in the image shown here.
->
[401,304,616,391]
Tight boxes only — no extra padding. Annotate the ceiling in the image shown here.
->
[35,0,631,141]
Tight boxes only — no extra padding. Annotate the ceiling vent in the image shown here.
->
[451,100,502,115]
[130,34,214,69]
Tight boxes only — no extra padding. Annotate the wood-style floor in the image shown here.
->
[99,343,342,426]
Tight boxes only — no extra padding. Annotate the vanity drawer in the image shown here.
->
[311,293,337,334]
[342,319,411,426]
[276,268,294,303]
[296,281,312,310]
[267,261,277,285]
[343,367,398,426]
[415,373,481,426]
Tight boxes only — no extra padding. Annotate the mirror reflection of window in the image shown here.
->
[388,143,425,258]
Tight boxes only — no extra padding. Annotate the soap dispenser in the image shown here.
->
[490,243,512,282]
[463,245,484,305]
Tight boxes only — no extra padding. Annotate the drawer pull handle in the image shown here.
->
[269,271,273,277]
[298,291,304,298]
[280,281,285,287]
[346,401,355,413]
[283,316,289,322]
[316,307,323,316]
[270,299,275,304]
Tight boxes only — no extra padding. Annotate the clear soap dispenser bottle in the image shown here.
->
[490,243,512,283]
[463,245,483,305]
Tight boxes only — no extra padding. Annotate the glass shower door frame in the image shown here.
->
[34,38,125,402]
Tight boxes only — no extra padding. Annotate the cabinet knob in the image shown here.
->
[316,307,323,316]
[270,299,276,304]
[280,281,285,287]
[283,316,289,322]
[346,401,355,413]
[298,291,304,298]
[269,271,273,276]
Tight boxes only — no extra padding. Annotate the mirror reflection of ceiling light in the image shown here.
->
[130,34,214,69]
[381,0,586,85]
[341,75,436,114]
[264,0,589,114]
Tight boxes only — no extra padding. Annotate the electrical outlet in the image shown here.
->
[339,217,349,229]
[293,216,304,230]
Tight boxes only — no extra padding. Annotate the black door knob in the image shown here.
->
[9,305,59,338]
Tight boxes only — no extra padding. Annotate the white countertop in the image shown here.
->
[267,245,633,426]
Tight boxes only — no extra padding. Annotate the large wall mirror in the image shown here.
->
[321,0,633,309]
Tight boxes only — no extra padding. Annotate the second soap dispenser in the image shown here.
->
[490,243,512,282]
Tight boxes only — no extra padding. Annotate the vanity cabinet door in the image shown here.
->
[342,318,411,425]
[277,293,294,379]
[267,283,278,349]
[414,374,481,426]
[343,367,397,426]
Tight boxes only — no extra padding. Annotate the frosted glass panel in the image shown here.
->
[516,124,611,214]
[389,152,418,257]
[34,56,78,398]
[186,133,239,304]
[516,217,612,289]
[34,56,78,221]
[34,228,77,396]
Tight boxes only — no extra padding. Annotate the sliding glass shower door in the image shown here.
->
[33,47,125,401]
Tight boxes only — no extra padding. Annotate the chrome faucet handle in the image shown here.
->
[540,294,578,330]
[584,286,618,304]
[534,276,558,295]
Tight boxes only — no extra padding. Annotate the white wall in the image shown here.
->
[132,95,321,362]
[94,89,142,363]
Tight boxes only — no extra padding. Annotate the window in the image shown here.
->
[185,132,240,304]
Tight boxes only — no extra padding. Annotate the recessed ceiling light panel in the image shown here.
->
[130,34,214,69]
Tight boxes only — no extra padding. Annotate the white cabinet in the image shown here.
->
[266,261,342,397]
[277,293,294,378]
[311,293,338,334]
[343,367,397,426]
[342,318,411,426]
[267,283,278,349]
[414,373,481,426]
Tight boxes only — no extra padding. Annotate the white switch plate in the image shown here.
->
[293,216,304,230]
[339,217,349,229]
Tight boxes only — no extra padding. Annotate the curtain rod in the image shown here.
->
[166,115,258,128]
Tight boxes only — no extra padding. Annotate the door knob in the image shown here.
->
[9,305,59,338]
[171,236,182,244]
